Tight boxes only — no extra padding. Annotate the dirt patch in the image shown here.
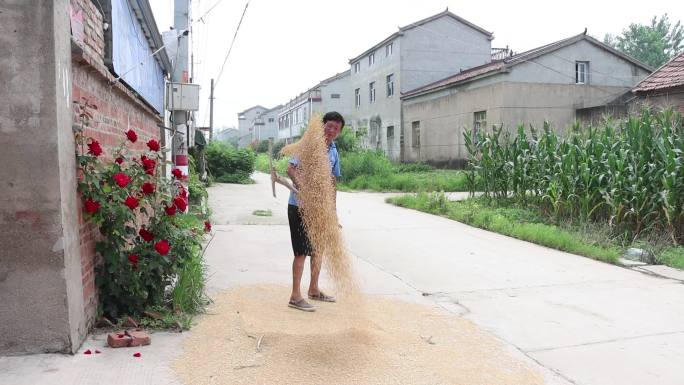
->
[173,285,545,385]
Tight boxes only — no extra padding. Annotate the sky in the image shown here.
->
[148,0,684,130]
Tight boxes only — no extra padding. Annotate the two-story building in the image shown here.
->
[401,32,651,166]
[348,9,493,160]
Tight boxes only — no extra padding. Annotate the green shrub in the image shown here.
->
[395,162,434,173]
[336,126,360,153]
[254,139,270,154]
[206,141,255,184]
[340,150,393,182]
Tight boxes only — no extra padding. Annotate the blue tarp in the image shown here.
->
[111,0,165,114]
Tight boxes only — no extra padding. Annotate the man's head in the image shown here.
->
[322,111,344,144]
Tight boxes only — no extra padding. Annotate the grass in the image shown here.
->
[255,153,471,192]
[344,170,470,192]
[252,209,273,217]
[388,193,621,264]
[655,248,684,269]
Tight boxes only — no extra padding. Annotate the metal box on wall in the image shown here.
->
[166,82,200,111]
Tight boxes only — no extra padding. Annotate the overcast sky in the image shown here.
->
[148,0,683,129]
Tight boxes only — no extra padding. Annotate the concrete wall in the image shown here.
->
[402,81,632,165]
[349,37,402,158]
[320,72,352,125]
[507,40,650,87]
[0,0,86,354]
[401,16,491,92]
[402,83,505,165]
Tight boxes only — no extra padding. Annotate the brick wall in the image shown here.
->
[70,0,164,326]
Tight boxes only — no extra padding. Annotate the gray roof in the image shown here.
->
[348,9,493,64]
[403,32,653,99]
[237,105,268,115]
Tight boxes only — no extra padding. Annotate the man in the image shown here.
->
[286,111,344,312]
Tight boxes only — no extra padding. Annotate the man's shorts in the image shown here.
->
[288,204,313,256]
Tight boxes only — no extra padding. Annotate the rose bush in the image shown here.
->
[75,126,209,319]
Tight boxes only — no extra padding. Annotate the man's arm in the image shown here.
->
[287,163,300,190]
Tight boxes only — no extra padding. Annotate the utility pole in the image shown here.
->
[209,78,214,141]
[172,0,190,184]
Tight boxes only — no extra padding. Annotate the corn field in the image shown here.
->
[464,109,684,244]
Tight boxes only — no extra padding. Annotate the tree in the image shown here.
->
[604,14,683,68]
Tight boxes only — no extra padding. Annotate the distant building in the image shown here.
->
[277,70,351,142]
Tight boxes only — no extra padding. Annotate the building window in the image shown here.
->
[369,82,376,103]
[387,126,394,140]
[412,121,420,148]
[386,42,393,57]
[331,93,341,99]
[355,88,361,107]
[576,61,589,84]
[268,117,274,123]
[473,110,486,139]
[369,53,375,67]
[354,62,360,73]
[386,74,394,97]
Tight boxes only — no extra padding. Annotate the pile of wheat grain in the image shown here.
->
[281,116,356,295]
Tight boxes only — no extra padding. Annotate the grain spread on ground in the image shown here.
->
[173,285,546,385]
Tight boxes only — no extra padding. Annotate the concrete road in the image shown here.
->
[3,172,682,385]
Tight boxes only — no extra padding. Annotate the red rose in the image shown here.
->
[128,254,138,265]
[124,196,139,210]
[84,199,100,214]
[139,228,154,242]
[154,240,170,255]
[178,185,188,198]
[87,140,103,157]
[113,172,131,188]
[141,182,155,195]
[115,157,124,164]
[204,221,211,233]
[171,168,183,179]
[173,196,187,212]
[165,204,177,216]
[141,156,156,176]
[147,139,160,152]
[125,129,138,143]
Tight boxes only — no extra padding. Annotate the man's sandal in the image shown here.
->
[308,292,336,302]
[288,298,315,312]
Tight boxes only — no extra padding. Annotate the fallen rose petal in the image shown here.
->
[133,352,141,357]
[95,350,101,354]
[83,349,92,355]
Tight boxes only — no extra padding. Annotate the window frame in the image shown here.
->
[411,121,420,148]
[386,73,395,97]
[369,81,376,103]
[575,61,589,84]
